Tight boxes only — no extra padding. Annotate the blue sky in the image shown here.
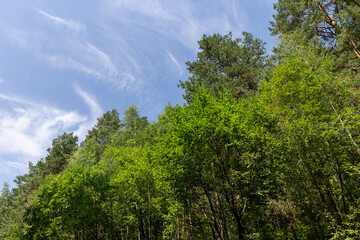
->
[0,0,276,186]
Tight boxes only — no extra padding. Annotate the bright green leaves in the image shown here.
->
[160,88,278,239]
[0,132,78,240]
[24,166,112,239]
[259,47,360,238]
[110,105,150,147]
[101,146,166,239]
[262,56,332,120]
[21,105,166,239]
[75,106,150,167]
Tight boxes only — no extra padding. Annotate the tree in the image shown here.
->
[260,44,360,238]
[160,88,278,239]
[87,109,121,146]
[83,109,121,162]
[0,133,79,239]
[0,183,14,239]
[23,166,112,240]
[99,145,167,240]
[271,0,360,69]
[110,105,149,147]
[178,32,266,102]
[44,132,79,174]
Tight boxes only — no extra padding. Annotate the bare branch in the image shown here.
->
[329,100,360,156]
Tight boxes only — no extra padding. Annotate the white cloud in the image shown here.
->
[41,54,112,83]
[74,85,102,118]
[37,9,85,32]
[84,43,117,76]
[0,93,86,162]
[73,85,103,139]
[6,161,28,171]
[0,86,104,174]
[0,128,42,157]
[0,93,22,103]
[105,0,245,51]
[168,51,183,74]
[110,0,176,22]
[5,25,134,90]
[74,42,135,89]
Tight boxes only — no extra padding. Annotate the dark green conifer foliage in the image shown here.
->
[44,132,78,174]
[271,0,360,69]
[87,109,121,146]
[110,105,149,147]
[178,32,266,103]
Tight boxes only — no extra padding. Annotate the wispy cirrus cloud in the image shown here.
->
[87,0,247,111]
[40,53,133,89]
[4,9,136,90]
[105,0,245,51]
[73,85,103,139]
[74,85,102,118]
[4,1,247,102]
[168,51,183,74]
[85,43,117,77]
[37,9,85,32]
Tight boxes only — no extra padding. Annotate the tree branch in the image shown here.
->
[346,0,360,8]
[315,3,337,27]
[329,100,360,156]
[349,39,360,59]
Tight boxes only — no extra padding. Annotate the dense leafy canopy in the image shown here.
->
[1,1,360,239]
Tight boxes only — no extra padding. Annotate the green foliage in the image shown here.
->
[271,0,360,69]
[86,109,121,148]
[78,109,121,166]
[179,32,266,102]
[100,145,167,239]
[23,166,112,239]
[3,7,360,239]
[110,105,149,147]
[260,46,360,238]
[44,132,78,174]
[0,132,79,239]
[0,182,13,239]
[160,88,279,239]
